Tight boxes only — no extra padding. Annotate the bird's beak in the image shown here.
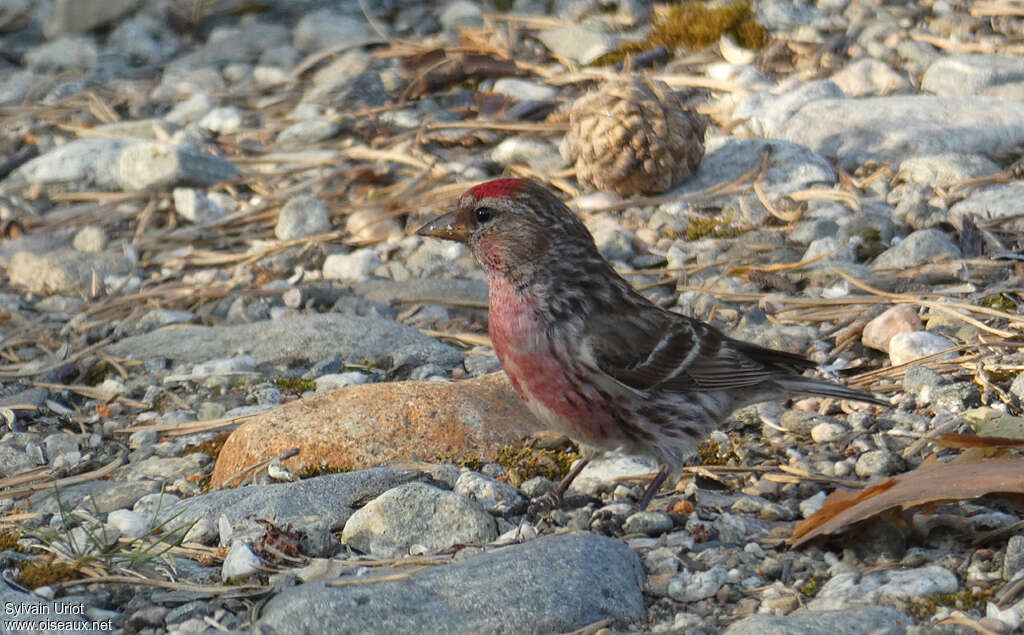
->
[416,212,468,243]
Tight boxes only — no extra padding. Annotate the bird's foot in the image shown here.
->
[630,466,671,514]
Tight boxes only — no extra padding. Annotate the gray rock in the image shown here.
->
[1010,372,1024,402]
[307,71,390,110]
[258,533,645,634]
[788,219,839,245]
[572,454,657,497]
[492,78,558,102]
[24,36,98,71]
[536,25,618,65]
[5,137,134,191]
[173,187,227,224]
[352,278,487,307]
[132,491,182,524]
[222,540,261,581]
[810,422,846,443]
[923,54,1024,97]
[903,365,946,395]
[802,237,856,265]
[491,137,565,175]
[116,454,208,484]
[170,469,424,533]
[831,57,910,97]
[586,215,635,262]
[674,137,835,202]
[808,566,958,610]
[668,566,729,603]
[88,480,162,514]
[323,250,383,282]
[276,195,330,240]
[293,10,374,54]
[888,331,956,366]
[0,69,35,105]
[757,2,826,28]
[453,471,524,515]
[724,606,912,635]
[854,450,901,478]
[30,481,122,515]
[951,181,1024,231]
[341,482,497,557]
[164,93,217,126]
[44,0,140,39]
[108,18,178,66]
[72,225,107,252]
[898,153,1001,187]
[1005,535,1024,581]
[0,387,50,409]
[0,444,35,478]
[439,0,483,30]
[8,249,136,295]
[314,372,371,390]
[930,381,982,412]
[781,96,1024,171]
[277,119,341,145]
[198,106,243,134]
[872,229,961,268]
[137,309,194,332]
[118,143,238,192]
[737,80,844,138]
[106,313,464,368]
[622,511,674,536]
[106,509,149,539]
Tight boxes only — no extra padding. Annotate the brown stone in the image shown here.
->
[861,304,922,352]
[210,372,541,488]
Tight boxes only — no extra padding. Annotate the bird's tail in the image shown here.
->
[774,376,889,407]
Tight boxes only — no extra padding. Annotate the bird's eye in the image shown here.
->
[474,207,495,224]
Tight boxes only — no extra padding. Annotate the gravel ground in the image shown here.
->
[0,0,1023,633]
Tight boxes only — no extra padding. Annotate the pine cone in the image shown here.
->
[562,77,708,196]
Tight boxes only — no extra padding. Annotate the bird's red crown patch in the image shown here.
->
[465,178,524,200]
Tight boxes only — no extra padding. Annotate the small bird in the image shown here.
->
[418,178,885,510]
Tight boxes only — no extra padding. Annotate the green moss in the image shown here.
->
[905,588,996,620]
[980,294,1018,313]
[853,227,885,261]
[596,1,766,66]
[17,559,83,587]
[298,463,352,479]
[697,439,727,465]
[495,442,581,487]
[437,452,488,473]
[0,529,21,551]
[697,433,743,465]
[684,216,749,241]
[273,376,317,395]
[798,575,825,597]
[182,431,232,462]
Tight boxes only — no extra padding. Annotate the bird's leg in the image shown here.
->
[529,456,591,513]
[633,465,670,512]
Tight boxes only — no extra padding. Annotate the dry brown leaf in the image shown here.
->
[791,457,1024,547]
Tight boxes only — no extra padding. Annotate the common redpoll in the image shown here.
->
[418,178,885,510]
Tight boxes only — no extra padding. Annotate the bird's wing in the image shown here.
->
[587,309,814,393]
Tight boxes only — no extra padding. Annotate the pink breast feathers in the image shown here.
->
[486,275,612,443]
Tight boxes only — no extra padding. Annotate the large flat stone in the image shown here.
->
[780,96,1024,170]
[104,313,464,368]
[258,533,646,634]
[209,372,540,487]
